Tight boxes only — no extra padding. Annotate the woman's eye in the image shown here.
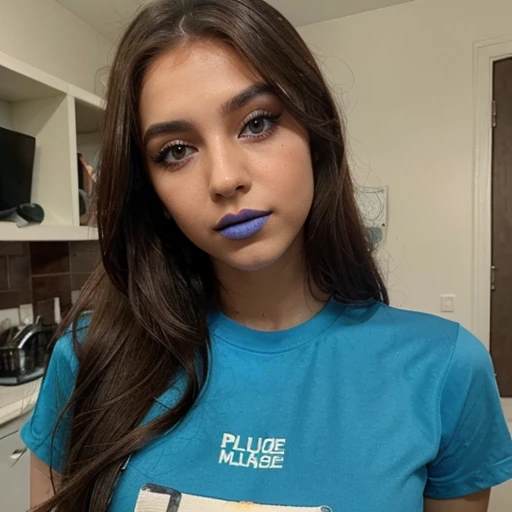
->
[240,116,275,137]
[170,144,191,161]
[161,144,195,164]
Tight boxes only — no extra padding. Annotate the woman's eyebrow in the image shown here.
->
[143,82,275,148]
[143,120,194,148]
[220,82,275,117]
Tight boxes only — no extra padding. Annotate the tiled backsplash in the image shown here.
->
[0,241,99,318]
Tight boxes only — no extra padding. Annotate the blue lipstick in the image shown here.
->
[215,209,272,241]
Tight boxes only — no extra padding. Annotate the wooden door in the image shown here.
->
[491,57,512,397]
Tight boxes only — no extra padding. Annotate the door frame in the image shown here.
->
[473,35,512,420]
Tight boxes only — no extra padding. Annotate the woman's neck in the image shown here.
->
[213,236,328,331]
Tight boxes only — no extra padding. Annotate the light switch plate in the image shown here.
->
[440,294,455,313]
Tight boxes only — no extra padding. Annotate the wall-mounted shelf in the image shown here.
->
[0,223,98,242]
[0,50,103,242]
[0,50,67,102]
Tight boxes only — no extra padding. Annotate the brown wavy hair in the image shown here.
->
[34,0,388,510]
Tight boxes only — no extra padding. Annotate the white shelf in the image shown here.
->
[70,84,104,133]
[0,223,98,242]
[0,51,104,243]
[69,84,104,110]
[75,101,103,133]
[0,50,67,102]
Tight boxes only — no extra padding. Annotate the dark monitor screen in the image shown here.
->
[0,126,36,210]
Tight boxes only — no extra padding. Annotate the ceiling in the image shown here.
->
[55,0,415,42]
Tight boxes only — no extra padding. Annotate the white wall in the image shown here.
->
[299,2,512,508]
[298,0,512,332]
[0,99,12,129]
[0,0,112,94]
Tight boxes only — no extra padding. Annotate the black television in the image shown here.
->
[0,126,36,210]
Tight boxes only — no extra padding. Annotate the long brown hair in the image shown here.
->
[35,0,388,510]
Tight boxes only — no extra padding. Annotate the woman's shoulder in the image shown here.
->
[49,312,91,371]
[335,302,493,399]
[346,301,459,339]
[339,300,484,361]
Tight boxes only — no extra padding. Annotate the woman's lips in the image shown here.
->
[215,209,272,241]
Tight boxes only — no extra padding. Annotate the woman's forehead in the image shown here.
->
[139,40,261,126]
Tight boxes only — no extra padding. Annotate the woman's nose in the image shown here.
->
[208,145,252,200]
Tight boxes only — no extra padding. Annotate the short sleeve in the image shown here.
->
[425,325,512,499]
[20,328,80,472]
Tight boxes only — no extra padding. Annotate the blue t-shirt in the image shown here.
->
[21,300,512,511]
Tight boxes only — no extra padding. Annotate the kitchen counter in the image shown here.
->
[0,379,41,427]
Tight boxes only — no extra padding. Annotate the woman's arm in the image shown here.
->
[30,453,61,508]
[424,490,490,512]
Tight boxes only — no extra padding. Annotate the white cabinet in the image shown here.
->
[0,50,103,242]
[0,413,31,512]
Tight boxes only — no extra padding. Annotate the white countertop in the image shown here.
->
[0,379,41,427]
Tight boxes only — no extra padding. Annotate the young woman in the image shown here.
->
[21,0,512,511]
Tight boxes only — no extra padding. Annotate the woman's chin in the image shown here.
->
[219,254,281,272]
[212,243,286,273]
[210,232,304,274]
